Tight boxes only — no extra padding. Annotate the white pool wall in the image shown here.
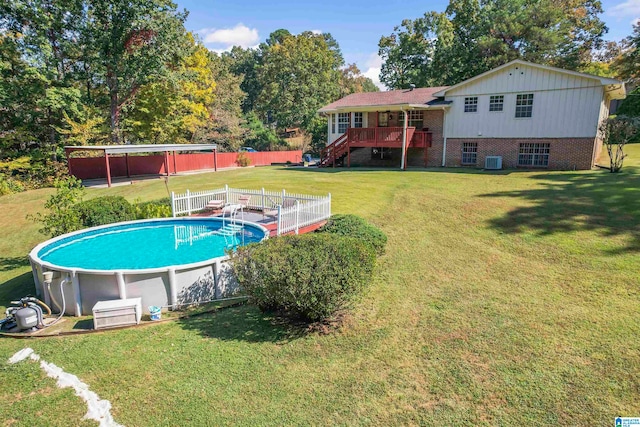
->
[29,217,267,316]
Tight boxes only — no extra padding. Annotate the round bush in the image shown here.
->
[76,196,136,227]
[231,233,375,322]
[317,214,387,255]
[135,198,172,219]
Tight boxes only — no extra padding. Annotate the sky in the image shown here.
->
[177,0,640,89]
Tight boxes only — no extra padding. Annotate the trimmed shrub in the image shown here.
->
[76,196,136,227]
[231,233,375,322]
[135,198,172,219]
[318,214,387,255]
[236,152,251,167]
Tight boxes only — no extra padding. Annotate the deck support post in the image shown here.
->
[400,109,408,170]
[347,139,351,168]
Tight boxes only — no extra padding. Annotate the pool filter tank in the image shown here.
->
[14,307,40,330]
[1,296,50,333]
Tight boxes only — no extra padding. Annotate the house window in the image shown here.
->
[331,114,336,133]
[489,95,504,112]
[461,142,478,165]
[515,94,534,118]
[397,111,424,128]
[353,112,363,128]
[378,112,389,127]
[464,97,478,113]
[338,113,350,133]
[518,143,549,167]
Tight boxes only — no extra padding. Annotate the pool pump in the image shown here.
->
[1,296,52,332]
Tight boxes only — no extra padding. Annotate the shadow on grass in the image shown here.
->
[177,303,306,343]
[0,256,30,272]
[481,168,640,253]
[280,165,527,175]
[0,272,36,308]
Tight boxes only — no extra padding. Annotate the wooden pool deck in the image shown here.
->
[189,210,326,237]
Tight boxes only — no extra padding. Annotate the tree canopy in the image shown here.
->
[379,0,608,88]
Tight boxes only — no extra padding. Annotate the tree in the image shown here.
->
[256,31,342,130]
[0,0,85,159]
[124,35,216,144]
[223,46,263,114]
[600,116,638,173]
[193,52,248,150]
[613,23,640,89]
[339,64,379,96]
[86,0,189,144]
[379,0,607,89]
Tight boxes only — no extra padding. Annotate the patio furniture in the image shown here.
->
[205,199,225,211]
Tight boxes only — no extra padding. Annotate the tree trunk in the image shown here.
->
[47,108,57,161]
[107,69,121,144]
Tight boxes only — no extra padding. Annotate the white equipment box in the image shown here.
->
[92,298,142,330]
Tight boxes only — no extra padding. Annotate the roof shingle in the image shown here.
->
[319,86,449,112]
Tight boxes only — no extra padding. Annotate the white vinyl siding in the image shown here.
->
[443,63,604,138]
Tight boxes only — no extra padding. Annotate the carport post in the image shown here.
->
[164,150,170,176]
[173,151,178,174]
[213,148,218,171]
[104,151,112,187]
[125,153,130,177]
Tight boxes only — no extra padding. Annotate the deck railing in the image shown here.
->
[171,185,331,235]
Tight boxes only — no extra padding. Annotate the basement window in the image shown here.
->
[461,142,478,165]
[518,143,549,167]
[464,97,478,113]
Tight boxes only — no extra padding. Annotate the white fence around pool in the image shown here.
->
[171,185,331,235]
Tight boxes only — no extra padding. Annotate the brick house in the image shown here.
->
[318,60,626,170]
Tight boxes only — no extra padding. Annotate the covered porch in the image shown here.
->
[320,107,442,168]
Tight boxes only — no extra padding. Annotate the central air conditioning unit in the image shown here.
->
[485,156,503,170]
[92,298,142,330]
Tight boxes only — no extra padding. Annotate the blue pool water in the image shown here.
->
[37,219,266,270]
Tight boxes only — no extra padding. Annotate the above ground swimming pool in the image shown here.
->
[29,217,268,316]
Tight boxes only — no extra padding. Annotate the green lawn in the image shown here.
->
[2,148,639,426]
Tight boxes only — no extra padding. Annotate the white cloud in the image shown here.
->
[197,23,260,50]
[608,0,640,19]
[310,29,322,35]
[362,53,386,91]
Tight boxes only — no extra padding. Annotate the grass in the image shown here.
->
[2,148,640,425]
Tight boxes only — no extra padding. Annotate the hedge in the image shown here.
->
[231,233,376,322]
[317,214,387,255]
